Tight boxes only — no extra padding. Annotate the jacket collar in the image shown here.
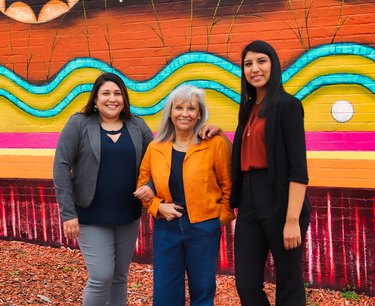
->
[86,114,141,163]
[87,114,101,162]
[152,139,209,165]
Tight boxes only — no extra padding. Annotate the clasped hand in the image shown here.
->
[133,185,154,202]
[158,203,184,221]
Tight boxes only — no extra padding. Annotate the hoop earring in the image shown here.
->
[94,105,97,112]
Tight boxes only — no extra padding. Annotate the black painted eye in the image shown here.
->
[0,0,78,23]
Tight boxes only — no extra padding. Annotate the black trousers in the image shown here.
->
[234,169,309,306]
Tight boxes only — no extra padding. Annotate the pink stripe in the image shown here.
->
[0,132,374,151]
[0,133,60,148]
[226,132,375,151]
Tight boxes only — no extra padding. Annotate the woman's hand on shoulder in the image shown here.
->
[198,124,223,140]
[158,203,183,221]
[63,218,80,240]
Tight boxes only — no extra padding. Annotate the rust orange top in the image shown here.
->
[241,103,267,171]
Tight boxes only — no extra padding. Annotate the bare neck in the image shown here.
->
[255,88,267,104]
[99,116,123,130]
[175,130,194,143]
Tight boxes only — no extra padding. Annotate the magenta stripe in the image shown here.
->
[227,132,375,151]
[0,133,60,149]
[0,132,374,151]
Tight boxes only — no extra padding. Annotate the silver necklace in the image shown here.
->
[173,141,190,149]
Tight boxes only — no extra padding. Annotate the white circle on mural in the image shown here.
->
[331,100,354,123]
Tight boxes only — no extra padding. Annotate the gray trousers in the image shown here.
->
[77,219,140,306]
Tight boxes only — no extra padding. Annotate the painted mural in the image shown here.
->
[0,0,374,295]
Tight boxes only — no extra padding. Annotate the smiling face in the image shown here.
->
[243,51,272,91]
[170,94,201,134]
[95,81,125,121]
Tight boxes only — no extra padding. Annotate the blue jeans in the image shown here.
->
[153,214,221,306]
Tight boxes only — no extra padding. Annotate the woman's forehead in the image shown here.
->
[173,95,199,106]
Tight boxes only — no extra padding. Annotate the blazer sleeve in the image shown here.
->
[53,115,80,222]
[139,117,154,156]
[137,117,155,191]
[137,143,165,218]
[214,137,235,225]
[281,97,309,185]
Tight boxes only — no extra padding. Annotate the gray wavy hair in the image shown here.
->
[155,85,209,143]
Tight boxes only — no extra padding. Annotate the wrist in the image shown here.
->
[286,217,299,224]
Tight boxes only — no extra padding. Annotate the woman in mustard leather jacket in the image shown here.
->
[136,85,235,306]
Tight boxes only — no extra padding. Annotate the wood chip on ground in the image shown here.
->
[0,240,374,305]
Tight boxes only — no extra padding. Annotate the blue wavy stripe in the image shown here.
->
[1,42,373,95]
[0,52,240,94]
[0,84,93,118]
[0,81,239,117]
[294,74,375,101]
[0,42,374,117]
[133,80,240,116]
[2,73,372,117]
[282,43,375,83]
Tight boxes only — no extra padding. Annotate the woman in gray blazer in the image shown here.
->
[53,72,153,305]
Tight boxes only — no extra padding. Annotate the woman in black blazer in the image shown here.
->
[231,40,311,305]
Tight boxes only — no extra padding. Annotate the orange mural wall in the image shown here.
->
[0,0,374,295]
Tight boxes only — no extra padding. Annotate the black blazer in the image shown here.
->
[230,91,311,221]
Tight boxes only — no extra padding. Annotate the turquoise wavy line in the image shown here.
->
[0,42,374,117]
[0,81,239,117]
[0,52,240,94]
[0,42,373,94]
[282,43,375,83]
[1,73,373,117]
[294,74,375,100]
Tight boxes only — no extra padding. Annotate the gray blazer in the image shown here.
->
[53,113,154,222]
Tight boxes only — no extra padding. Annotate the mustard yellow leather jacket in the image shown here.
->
[137,136,235,225]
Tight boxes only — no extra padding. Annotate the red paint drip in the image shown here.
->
[355,207,361,288]
[0,180,374,294]
[341,211,348,285]
[38,187,48,242]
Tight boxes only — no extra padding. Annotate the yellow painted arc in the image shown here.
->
[0,69,103,109]
[0,89,240,132]
[129,63,240,107]
[0,92,90,132]
[2,63,240,110]
[301,84,375,132]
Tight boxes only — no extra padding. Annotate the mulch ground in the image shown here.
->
[0,240,373,305]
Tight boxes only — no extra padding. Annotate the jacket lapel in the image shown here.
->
[153,141,173,168]
[87,115,101,162]
[185,140,208,161]
[126,117,142,168]
[265,104,277,184]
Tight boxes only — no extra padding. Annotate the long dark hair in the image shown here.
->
[81,72,132,120]
[239,40,284,125]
